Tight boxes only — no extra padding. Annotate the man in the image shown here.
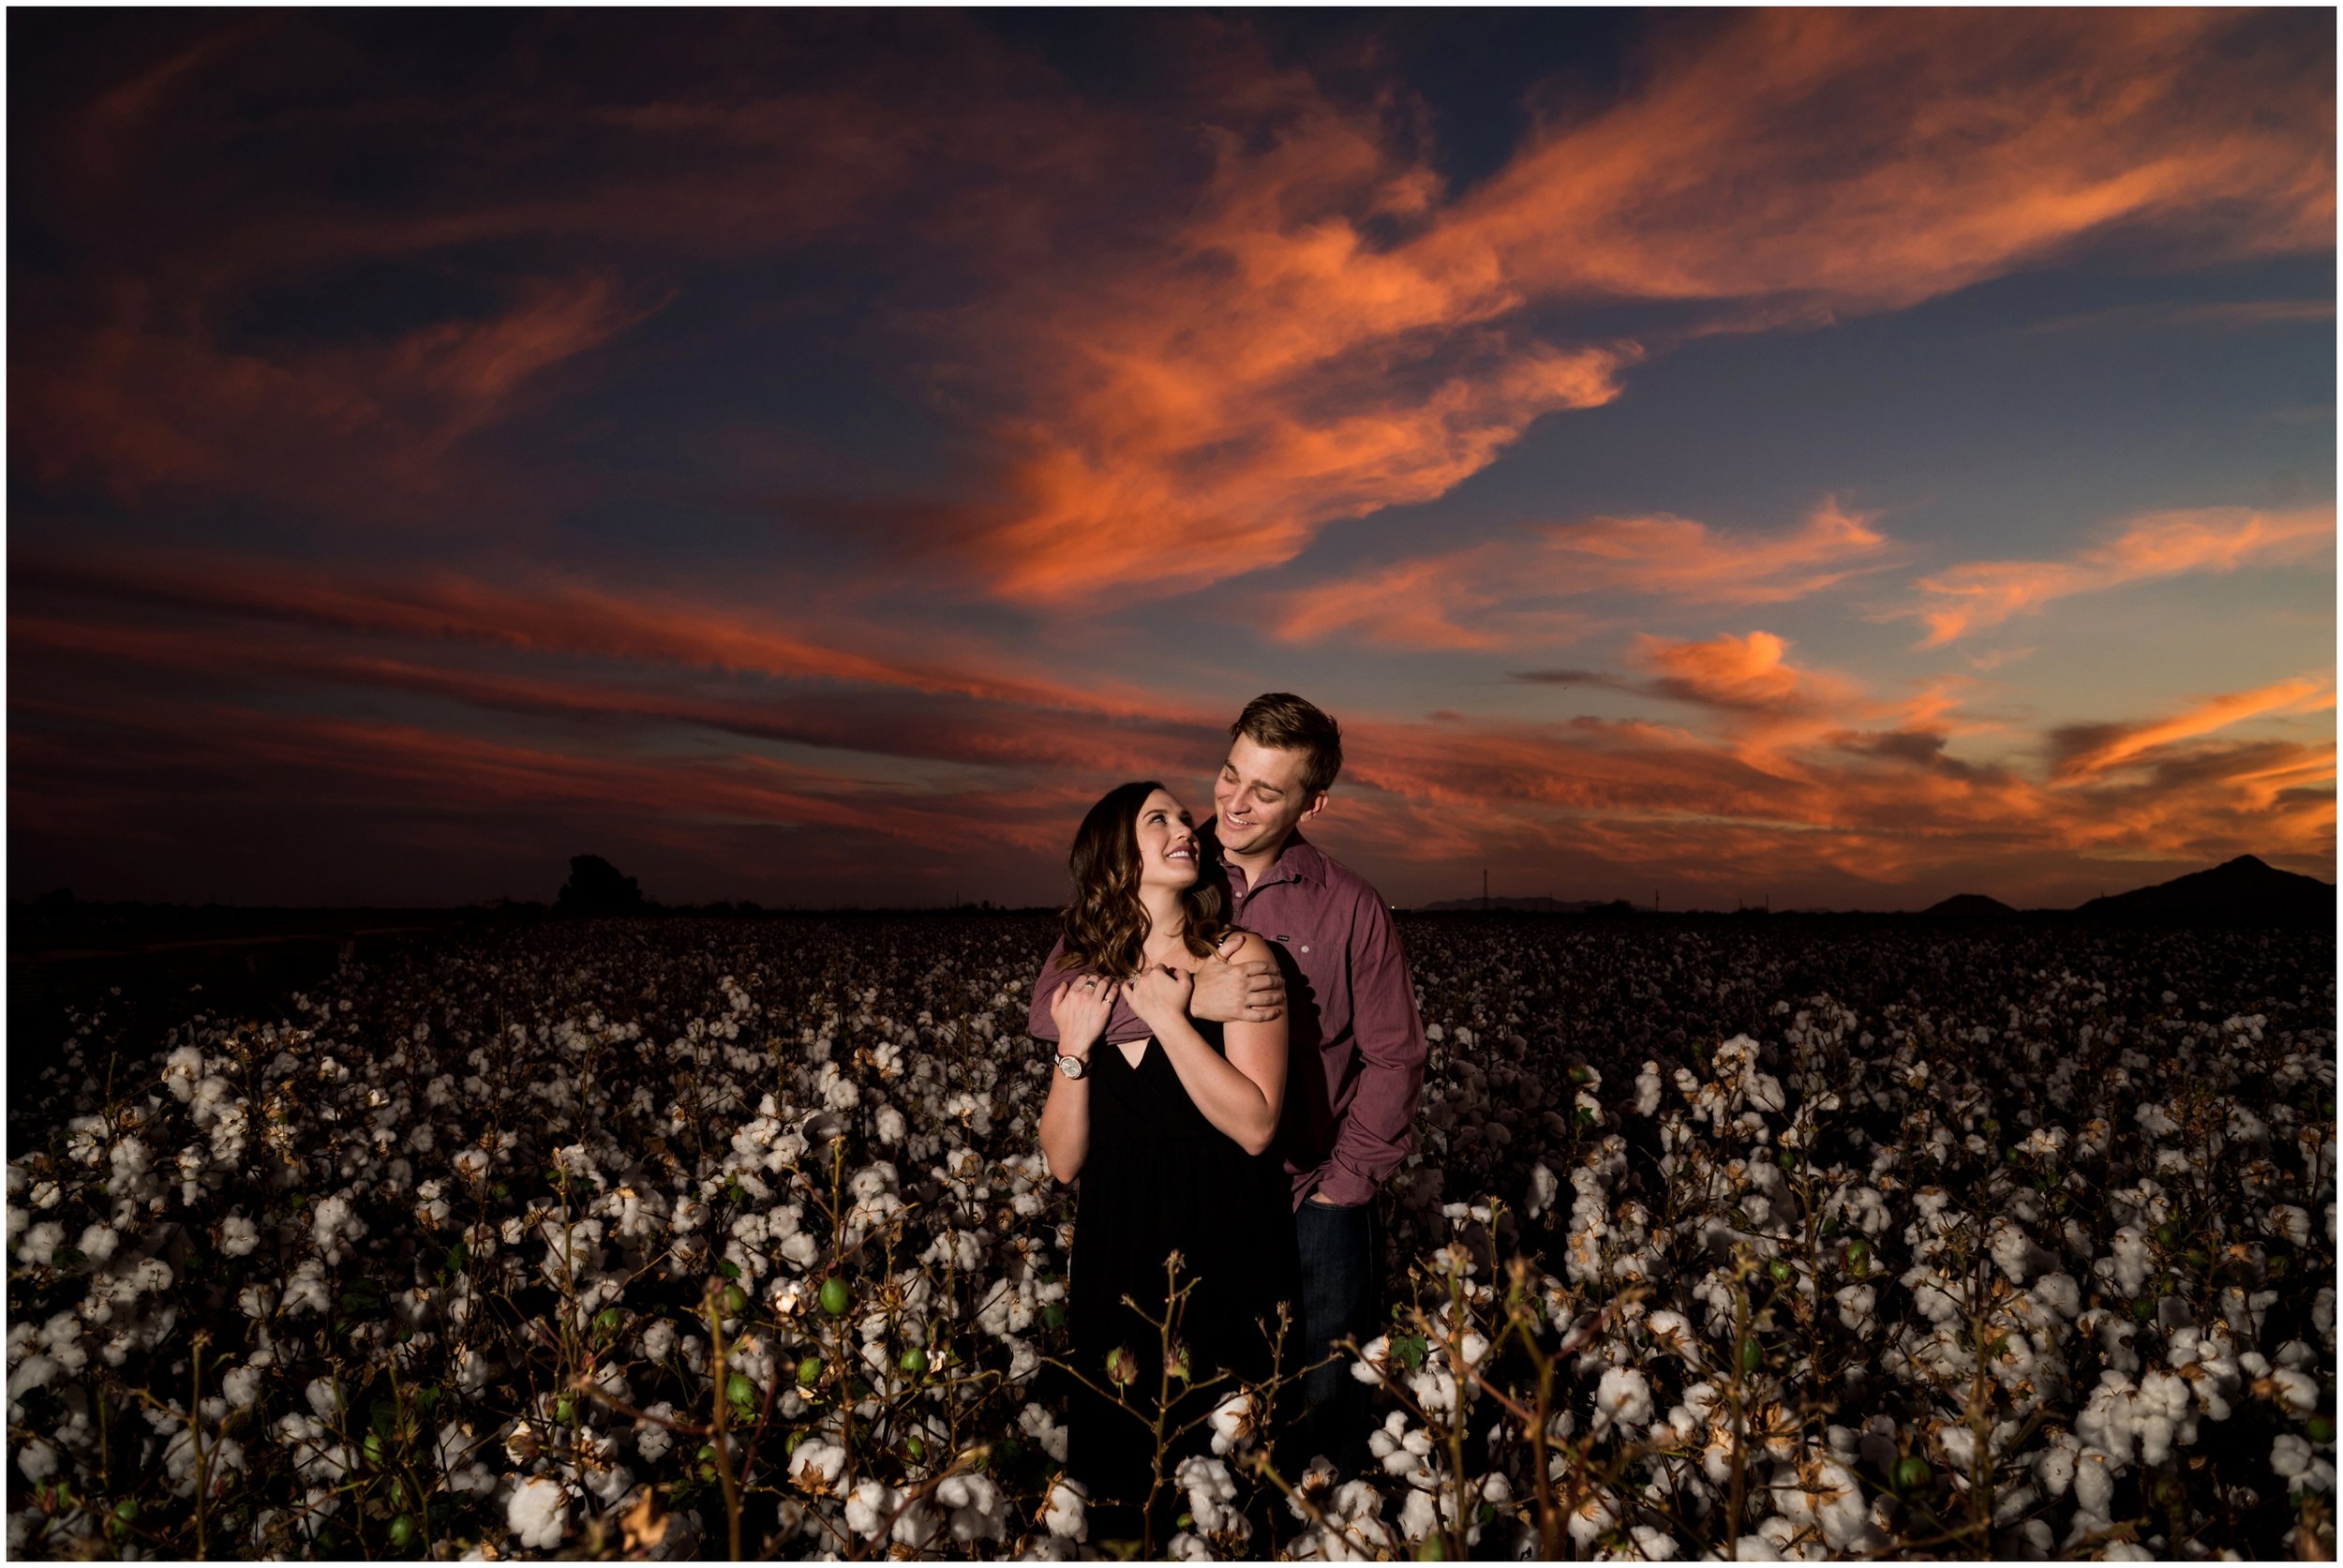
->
[1200,692,1428,1479]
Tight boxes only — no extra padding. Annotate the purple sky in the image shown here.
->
[8,10,2335,909]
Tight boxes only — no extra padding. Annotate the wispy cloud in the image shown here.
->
[1903,505,2335,646]
[1275,500,1893,649]
[949,9,2332,600]
[2048,675,2336,779]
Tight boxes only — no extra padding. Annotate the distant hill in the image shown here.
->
[1922,893,2018,918]
[2072,855,2335,926]
[1418,895,1636,914]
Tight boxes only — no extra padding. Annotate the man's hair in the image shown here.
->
[1231,692,1342,798]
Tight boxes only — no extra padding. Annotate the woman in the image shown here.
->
[1031,781,1299,1542]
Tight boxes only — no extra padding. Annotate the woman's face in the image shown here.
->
[1132,788,1201,892]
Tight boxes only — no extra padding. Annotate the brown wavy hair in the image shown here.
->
[1056,781,1231,981]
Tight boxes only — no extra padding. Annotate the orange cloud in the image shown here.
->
[957,10,2330,602]
[18,275,652,519]
[1533,501,1892,605]
[2050,675,2336,779]
[1906,505,2336,646]
[1273,500,1892,649]
[13,549,1200,721]
[1635,632,1814,713]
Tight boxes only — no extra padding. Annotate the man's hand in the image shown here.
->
[1190,943,1286,1023]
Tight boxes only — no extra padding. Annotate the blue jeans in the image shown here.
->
[1290,1195,1382,1480]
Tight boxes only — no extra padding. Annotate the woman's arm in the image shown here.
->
[1126,933,1287,1157]
[1037,977,1113,1183]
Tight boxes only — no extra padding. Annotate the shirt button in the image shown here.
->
[1300,945,1309,953]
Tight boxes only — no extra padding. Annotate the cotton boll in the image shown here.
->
[1593,1366,1654,1433]
[221,1364,263,1409]
[506,1476,571,1550]
[2071,1451,2113,1516]
[1566,1489,1619,1550]
[16,1438,58,1484]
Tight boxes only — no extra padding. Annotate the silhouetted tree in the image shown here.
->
[557,855,647,915]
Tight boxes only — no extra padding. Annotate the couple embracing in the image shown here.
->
[1029,694,1429,1538]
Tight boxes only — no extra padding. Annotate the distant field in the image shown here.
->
[7,915,2334,1559]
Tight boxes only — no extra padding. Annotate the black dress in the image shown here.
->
[1050,994,1301,1536]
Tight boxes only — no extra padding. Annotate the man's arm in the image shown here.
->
[1308,892,1426,1207]
[1026,935,1069,1040]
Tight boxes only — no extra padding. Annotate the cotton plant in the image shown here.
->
[5,915,2333,1559]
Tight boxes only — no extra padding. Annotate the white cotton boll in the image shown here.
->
[1564,1488,1619,1549]
[17,1438,58,1484]
[844,1478,899,1537]
[2271,1368,2320,1415]
[1040,1476,1087,1541]
[220,1214,260,1258]
[18,1221,63,1266]
[222,1365,263,1409]
[1833,1285,1875,1331]
[634,1403,678,1463]
[1207,1391,1258,1456]
[1395,1487,1441,1546]
[640,1320,677,1362]
[78,1224,120,1264]
[2030,1274,2081,1320]
[2034,1433,2081,1498]
[2072,1452,2113,1515]
[1631,1523,1681,1560]
[506,1476,571,1549]
[1593,1366,1653,1433]
[1634,1063,1664,1117]
[937,1471,1006,1545]
[1018,1402,1069,1463]
[1176,1455,1242,1536]
[306,1377,341,1418]
[791,1441,847,1490]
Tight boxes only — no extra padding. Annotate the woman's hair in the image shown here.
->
[1057,780,1231,980]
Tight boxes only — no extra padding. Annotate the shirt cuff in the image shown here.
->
[1308,1164,1376,1207]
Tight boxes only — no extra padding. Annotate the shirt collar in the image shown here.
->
[1230,831,1326,895]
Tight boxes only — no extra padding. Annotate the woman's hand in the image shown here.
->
[1047,974,1115,1057]
[1121,963,1194,1031]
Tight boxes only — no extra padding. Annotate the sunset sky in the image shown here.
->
[9,9,2336,911]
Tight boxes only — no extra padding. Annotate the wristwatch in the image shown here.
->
[1055,1053,1088,1080]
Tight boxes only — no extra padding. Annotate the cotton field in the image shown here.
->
[6,914,2334,1561]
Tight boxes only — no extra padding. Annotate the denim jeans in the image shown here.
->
[1290,1195,1382,1480]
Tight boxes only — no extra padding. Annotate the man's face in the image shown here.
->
[1214,734,1323,859]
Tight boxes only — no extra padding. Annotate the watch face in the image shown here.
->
[1056,1054,1084,1079]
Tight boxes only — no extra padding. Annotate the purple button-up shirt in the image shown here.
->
[1022,833,1427,1210]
